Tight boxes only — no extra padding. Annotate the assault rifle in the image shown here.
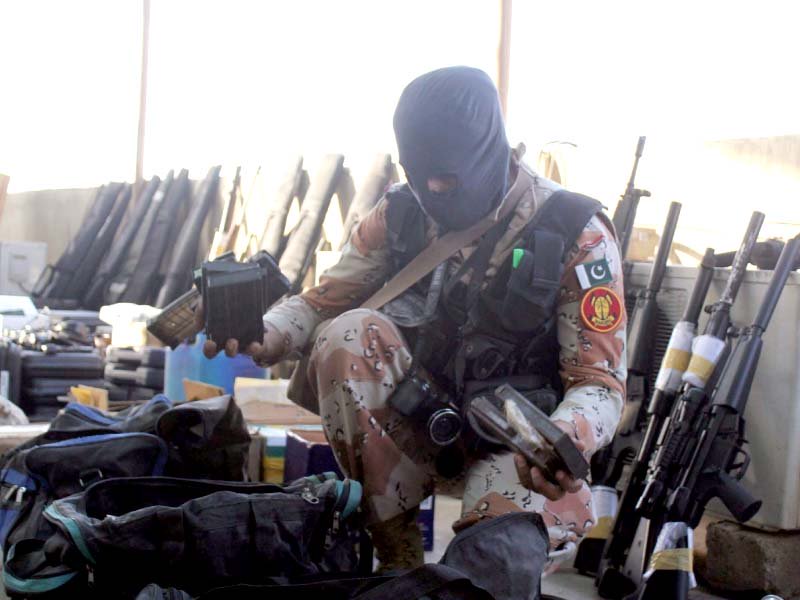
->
[596,211,764,598]
[595,247,717,597]
[666,234,800,527]
[636,211,765,519]
[627,234,800,600]
[612,137,651,260]
[575,201,681,575]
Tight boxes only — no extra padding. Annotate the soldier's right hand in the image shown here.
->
[202,324,285,367]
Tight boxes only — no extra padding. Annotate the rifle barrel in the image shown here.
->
[682,248,716,324]
[720,212,765,305]
[707,211,765,338]
[627,136,647,189]
[635,135,646,158]
[753,235,800,332]
[614,136,650,260]
[645,202,681,292]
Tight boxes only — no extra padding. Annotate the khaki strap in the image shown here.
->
[663,348,692,372]
[585,516,614,540]
[648,548,693,573]
[362,176,528,311]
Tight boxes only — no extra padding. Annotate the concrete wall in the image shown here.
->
[0,187,98,263]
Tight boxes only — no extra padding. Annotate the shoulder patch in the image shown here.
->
[580,286,623,333]
[575,257,613,289]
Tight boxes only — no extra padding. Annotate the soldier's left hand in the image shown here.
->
[513,424,586,501]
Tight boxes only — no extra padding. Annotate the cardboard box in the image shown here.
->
[246,428,265,482]
[256,426,290,484]
[249,425,324,483]
[284,429,344,482]
[235,378,321,426]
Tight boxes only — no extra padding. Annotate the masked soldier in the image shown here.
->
[206,66,627,572]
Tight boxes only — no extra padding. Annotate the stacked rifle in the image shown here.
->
[32,154,396,312]
[612,136,651,262]
[571,137,800,599]
[591,213,799,599]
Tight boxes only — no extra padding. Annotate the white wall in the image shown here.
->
[2,1,799,256]
[0,1,141,192]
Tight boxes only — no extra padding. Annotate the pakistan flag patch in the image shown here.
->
[575,257,613,289]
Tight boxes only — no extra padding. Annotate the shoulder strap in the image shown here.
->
[361,176,528,311]
[525,189,603,260]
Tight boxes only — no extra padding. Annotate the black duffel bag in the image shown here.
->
[133,510,549,600]
[155,395,251,481]
[42,473,365,598]
[2,432,168,597]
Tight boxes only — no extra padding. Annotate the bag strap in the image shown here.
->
[361,169,530,311]
[354,563,493,599]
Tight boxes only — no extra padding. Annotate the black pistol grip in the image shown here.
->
[715,470,762,525]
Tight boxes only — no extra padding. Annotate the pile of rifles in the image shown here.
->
[575,138,800,600]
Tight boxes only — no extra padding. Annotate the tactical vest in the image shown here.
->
[383,183,603,408]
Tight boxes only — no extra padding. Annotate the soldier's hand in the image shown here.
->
[202,323,285,367]
[513,426,586,501]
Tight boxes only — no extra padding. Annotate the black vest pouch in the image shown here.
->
[500,229,564,332]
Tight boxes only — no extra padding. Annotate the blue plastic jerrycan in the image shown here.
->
[163,332,268,402]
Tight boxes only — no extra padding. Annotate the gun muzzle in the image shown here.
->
[636,136,646,157]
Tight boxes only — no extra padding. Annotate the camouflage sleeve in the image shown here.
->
[262,199,394,359]
[551,213,627,457]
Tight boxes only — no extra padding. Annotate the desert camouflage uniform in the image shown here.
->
[264,150,627,548]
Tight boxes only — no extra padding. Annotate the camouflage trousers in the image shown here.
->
[307,308,596,549]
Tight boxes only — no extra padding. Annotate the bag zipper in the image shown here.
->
[331,479,351,534]
[301,486,321,505]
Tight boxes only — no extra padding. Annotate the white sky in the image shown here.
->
[1,0,799,252]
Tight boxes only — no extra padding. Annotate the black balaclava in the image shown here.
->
[393,66,511,231]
